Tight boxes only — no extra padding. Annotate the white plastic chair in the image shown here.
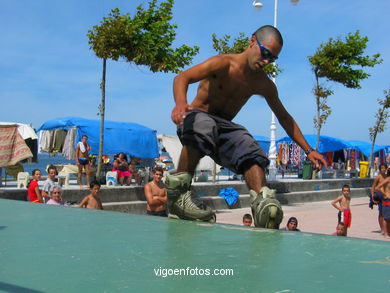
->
[57,171,70,187]
[106,171,118,186]
[17,172,29,189]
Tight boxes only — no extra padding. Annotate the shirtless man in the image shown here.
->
[371,163,388,234]
[79,181,103,210]
[376,173,390,237]
[75,135,91,188]
[331,184,352,229]
[144,166,168,217]
[166,25,326,227]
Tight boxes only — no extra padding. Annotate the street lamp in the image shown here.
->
[252,0,299,181]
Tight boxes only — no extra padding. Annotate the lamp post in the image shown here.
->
[252,0,299,181]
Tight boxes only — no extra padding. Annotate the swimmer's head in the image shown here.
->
[242,214,253,226]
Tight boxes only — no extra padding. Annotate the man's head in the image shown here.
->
[82,135,88,143]
[287,217,298,231]
[153,166,164,183]
[47,165,57,179]
[50,185,62,201]
[242,214,253,226]
[379,163,387,175]
[336,223,346,236]
[342,184,350,197]
[249,25,283,70]
[90,180,101,196]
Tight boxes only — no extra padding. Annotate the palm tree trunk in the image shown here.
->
[97,58,106,179]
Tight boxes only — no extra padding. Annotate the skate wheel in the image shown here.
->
[269,206,278,218]
[208,214,216,223]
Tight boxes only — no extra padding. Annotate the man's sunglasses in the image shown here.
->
[253,35,278,63]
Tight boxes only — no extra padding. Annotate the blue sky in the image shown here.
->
[1,0,389,145]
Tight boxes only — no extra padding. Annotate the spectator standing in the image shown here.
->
[376,175,390,237]
[75,135,91,188]
[144,166,168,217]
[331,185,352,230]
[371,163,387,234]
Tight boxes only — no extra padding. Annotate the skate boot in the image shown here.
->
[250,186,283,229]
[165,172,216,222]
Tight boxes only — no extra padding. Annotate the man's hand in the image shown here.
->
[307,151,327,171]
[171,104,193,125]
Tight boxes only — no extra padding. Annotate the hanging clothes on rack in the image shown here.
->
[326,152,333,167]
[39,130,54,153]
[62,128,77,160]
[281,143,289,166]
[290,143,301,167]
[379,149,385,164]
[350,149,356,170]
[52,129,67,154]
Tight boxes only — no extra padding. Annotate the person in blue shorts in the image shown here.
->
[376,174,390,238]
[371,163,388,234]
[75,135,91,188]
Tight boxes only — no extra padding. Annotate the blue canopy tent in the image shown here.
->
[253,135,270,153]
[38,117,159,159]
[276,134,352,153]
[346,140,390,157]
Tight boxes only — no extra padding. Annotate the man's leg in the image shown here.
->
[379,211,384,234]
[165,145,215,221]
[84,165,90,187]
[244,163,283,229]
[243,164,266,193]
[384,219,389,237]
[177,145,202,174]
[77,165,83,187]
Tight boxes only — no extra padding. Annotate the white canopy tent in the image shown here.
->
[158,134,222,174]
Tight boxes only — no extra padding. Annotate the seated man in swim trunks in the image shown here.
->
[75,135,91,188]
[167,25,326,227]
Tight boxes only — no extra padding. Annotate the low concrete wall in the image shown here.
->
[1,178,373,208]
[102,187,371,214]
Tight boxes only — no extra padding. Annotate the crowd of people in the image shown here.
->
[237,169,389,239]
[25,138,389,239]
[25,163,390,238]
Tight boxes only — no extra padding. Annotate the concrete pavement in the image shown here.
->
[216,196,390,242]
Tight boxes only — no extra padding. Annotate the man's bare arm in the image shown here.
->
[371,176,380,197]
[144,184,163,207]
[75,145,80,165]
[331,196,343,212]
[79,196,88,208]
[35,186,43,203]
[172,55,230,125]
[376,176,390,191]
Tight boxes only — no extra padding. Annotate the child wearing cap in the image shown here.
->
[281,217,300,231]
